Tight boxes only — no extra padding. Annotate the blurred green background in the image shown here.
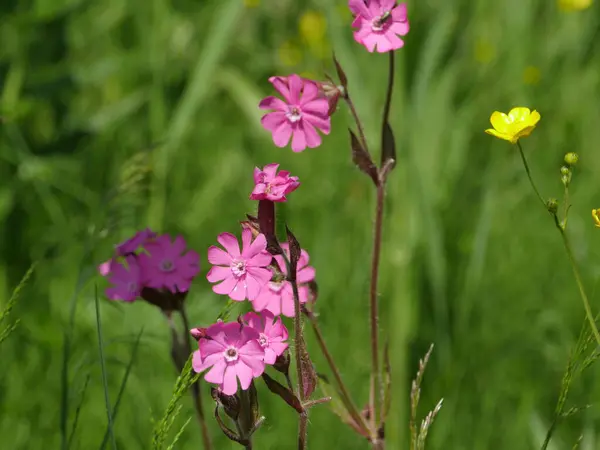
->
[2,0,600,448]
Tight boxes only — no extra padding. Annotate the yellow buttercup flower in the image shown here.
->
[593,209,600,227]
[558,0,593,11]
[485,107,541,144]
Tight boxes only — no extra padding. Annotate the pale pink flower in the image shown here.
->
[105,255,142,302]
[259,74,331,152]
[138,234,200,293]
[192,321,265,395]
[116,228,156,256]
[243,311,289,365]
[98,260,113,277]
[252,244,316,317]
[250,163,300,202]
[349,0,410,53]
[207,229,273,301]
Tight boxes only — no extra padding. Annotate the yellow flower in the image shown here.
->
[485,107,541,144]
[558,0,593,11]
[243,0,260,7]
[593,209,600,228]
[523,66,541,86]
[278,40,302,67]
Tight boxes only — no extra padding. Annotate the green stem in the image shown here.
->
[554,223,600,346]
[516,141,546,209]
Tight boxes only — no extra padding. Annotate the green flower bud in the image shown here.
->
[564,152,579,166]
[547,198,559,214]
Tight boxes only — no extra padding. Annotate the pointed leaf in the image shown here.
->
[285,226,301,282]
[214,406,244,444]
[349,130,378,186]
[332,53,348,89]
[380,121,396,174]
[262,372,304,413]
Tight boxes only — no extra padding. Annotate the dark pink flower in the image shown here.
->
[192,321,265,395]
[250,163,300,202]
[105,255,142,302]
[138,234,200,293]
[116,228,156,256]
[251,244,316,317]
[349,0,409,53]
[243,311,289,365]
[259,74,331,152]
[207,229,273,301]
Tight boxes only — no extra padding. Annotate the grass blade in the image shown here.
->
[95,285,117,450]
[99,327,144,450]
[0,263,36,345]
[68,373,91,449]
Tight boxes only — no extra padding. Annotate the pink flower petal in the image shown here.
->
[244,233,267,259]
[301,99,329,117]
[235,361,254,390]
[245,275,264,301]
[288,74,303,104]
[381,0,397,11]
[259,96,288,111]
[247,252,272,268]
[392,3,407,22]
[361,33,378,52]
[196,352,223,372]
[263,163,279,179]
[192,350,203,372]
[217,233,240,258]
[297,266,316,284]
[264,348,277,365]
[207,246,231,265]
[348,0,371,17]
[300,82,319,104]
[291,126,307,152]
[272,121,293,148]
[207,266,231,283]
[200,338,226,358]
[241,228,253,255]
[212,276,237,297]
[269,76,291,101]
[301,121,322,149]
[221,366,238,395]
[269,342,289,357]
[390,21,409,36]
[304,112,331,134]
[261,111,287,131]
[229,278,247,301]
[204,360,227,384]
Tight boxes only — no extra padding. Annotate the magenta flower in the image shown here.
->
[243,311,289,365]
[250,163,300,202]
[105,255,142,302]
[192,321,265,395]
[349,0,410,53]
[207,229,273,301]
[259,74,331,152]
[116,228,156,256]
[252,244,316,317]
[138,234,200,293]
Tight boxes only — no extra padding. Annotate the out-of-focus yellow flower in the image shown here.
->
[299,10,329,60]
[474,38,496,64]
[278,40,302,67]
[523,66,541,85]
[592,209,600,227]
[485,107,541,144]
[558,0,593,11]
[244,0,260,7]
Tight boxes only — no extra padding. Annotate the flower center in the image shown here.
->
[269,281,284,293]
[224,346,239,362]
[258,333,269,348]
[371,11,391,31]
[159,259,175,272]
[231,260,247,277]
[286,106,302,123]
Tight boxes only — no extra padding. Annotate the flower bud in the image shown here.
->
[547,198,559,214]
[240,215,261,239]
[564,152,579,166]
[212,387,240,421]
[592,209,600,228]
[560,166,572,187]
[190,327,208,341]
[273,350,291,376]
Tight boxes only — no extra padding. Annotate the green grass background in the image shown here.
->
[2,0,600,448]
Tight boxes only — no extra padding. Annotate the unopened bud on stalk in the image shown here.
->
[190,327,208,341]
[212,387,241,421]
[564,152,579,166]
[560,166,572,187]
[547,198,559,214]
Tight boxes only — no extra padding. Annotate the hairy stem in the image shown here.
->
[382,52,394,131]
[298,412,308,450]
[180,307,213,450]
[291,278,308,450]
[305,310,370,436]
[344,95,370,154]
[369,182,385,428]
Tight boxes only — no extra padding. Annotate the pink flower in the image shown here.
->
[252,244,316,317]
[105,255,142,302]
[192,321,265,395]
[243,310,289,365]
[207,229,273,301]
[250,163,300,202]
[98,260,113,277]
[349,0,410,53]
[138,234,200,293]
[259,74,331,152]
[116,228,156,256]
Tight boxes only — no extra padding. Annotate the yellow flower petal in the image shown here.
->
[593,209,600,228]
[508,107,532,122]
[490,112,511,134]
[529,110,541,126]
[485,128,513,142]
